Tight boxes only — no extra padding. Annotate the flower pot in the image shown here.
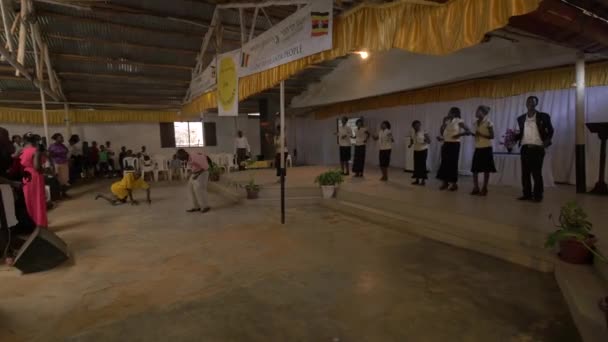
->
[246,188,259,199]
[558,236,597,264]
[321,185,336,199]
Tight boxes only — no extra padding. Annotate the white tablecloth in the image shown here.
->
[490,153,555,188]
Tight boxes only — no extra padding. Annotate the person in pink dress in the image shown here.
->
[19,133,48,229]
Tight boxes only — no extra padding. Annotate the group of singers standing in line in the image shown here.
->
[336,96,554,202]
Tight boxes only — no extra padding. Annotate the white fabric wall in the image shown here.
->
[0,115,261,157]
[295,86,608,186]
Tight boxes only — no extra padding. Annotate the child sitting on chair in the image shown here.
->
[95,169,151,206]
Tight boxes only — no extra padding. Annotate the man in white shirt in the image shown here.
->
[516,96,554,202]
[337,117,353,175]
[234,130,250,170]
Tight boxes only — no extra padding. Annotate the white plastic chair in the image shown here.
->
[286,154,293,168]
[153,156,170,182]
[140,157,155,181]
[225,153,238,173]
[122,157,139,176]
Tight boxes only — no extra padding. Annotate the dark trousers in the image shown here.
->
[521,145,545,198]
[237,148,248,170]
[275,153,287,177]
[437,142,460,183]
[352,145,366,174]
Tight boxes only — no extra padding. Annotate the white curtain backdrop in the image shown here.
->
[293,86,608,186]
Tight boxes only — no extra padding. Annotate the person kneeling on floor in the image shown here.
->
[95,168,151,206]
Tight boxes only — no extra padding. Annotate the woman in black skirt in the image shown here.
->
[409,120,431,185]
[352,119,370,177]
[436,107,471,191]
[470,105,496,196]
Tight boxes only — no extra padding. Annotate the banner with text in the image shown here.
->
[217,51,240,116]
[239,0,333,77]
[189,57,217,99]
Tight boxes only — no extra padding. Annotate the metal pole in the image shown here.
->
[64,102,71,137]
[575,52,587,193]
[0,0,14,55]
[31,21,50,144]
[280,81,285,224]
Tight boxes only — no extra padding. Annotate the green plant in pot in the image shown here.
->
[315,169,344,199]
[545,201,607,264]
[208,164,221,182]
[244,178,260,199]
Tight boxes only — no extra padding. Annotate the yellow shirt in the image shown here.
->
[111,172,150,199]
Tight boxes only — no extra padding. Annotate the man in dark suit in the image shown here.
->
[516,96,554,202]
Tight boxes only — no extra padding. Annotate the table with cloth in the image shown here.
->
[489,152,555,188]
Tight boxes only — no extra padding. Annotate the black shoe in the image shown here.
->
[186,208,201,213]
[532,197,543,203]
[411,180,420,185]
[201,207,211,214]
[518,196,532,201]
[448,184,458,192]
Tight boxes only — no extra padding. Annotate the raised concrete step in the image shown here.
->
[322,190,555,272]
[555,262,608,342]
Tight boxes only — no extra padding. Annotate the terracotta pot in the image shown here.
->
[246,188,259,199]
[558,236,597,264]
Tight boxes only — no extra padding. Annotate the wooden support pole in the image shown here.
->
[280,80,285,224]
[248,7,259,42]
[16,0,28,76]
[64,102,71,137]
[0,0,14,55]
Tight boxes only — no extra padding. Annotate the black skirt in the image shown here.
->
[339,146,351,162]
[436,142,460,183]
[352,145,366,173]
[471,147,497,173]
[413,149,428,179]
[379,149,391,168]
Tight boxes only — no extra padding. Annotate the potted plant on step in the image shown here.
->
[545,201,607,264]
[244,178,260,199]
[315,169,344,199]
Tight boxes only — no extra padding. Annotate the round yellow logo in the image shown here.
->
[218,56,237,111]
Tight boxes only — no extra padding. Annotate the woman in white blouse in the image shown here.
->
[470,105,496,196]
[436,107,471,191]
[352,119,370,178]
[409,120,431,185]
[373,121,394,181]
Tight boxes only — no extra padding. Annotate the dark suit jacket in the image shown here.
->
[516,112,554,146]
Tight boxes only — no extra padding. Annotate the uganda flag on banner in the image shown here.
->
[311,11,329,37]
[241,52,250,68]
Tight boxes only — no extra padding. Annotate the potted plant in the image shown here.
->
[244,178,260,199]
[545,201,607,264]
[501,128,519,153]
[315,169,344,199]
[209,164,221,182]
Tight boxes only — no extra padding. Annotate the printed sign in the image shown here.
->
[217,51,239,116]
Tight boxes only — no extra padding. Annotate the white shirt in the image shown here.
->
[412,130,429,151]
[338,125,352,147]
[354,127,369,146]
[474,117,494,148]
[443,118,464,143]
[235,136,250,152]
[274,135,287,153]
[522,114,543,146]
[12,143,23,157]
[69,142,82,157]
[378,129,393,150]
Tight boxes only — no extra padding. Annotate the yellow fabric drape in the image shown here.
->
[182,0,541,115]
[313,61,608,119]
[0,109,180,125]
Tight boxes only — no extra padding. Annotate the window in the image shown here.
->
[174,122,205,147]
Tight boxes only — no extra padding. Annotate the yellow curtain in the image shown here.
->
[313,61,608,119]
[0,108,180,125]
[182,0,541,115]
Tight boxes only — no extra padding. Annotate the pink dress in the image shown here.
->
[20,146,47,228]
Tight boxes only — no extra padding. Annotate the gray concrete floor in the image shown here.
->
[0,181,579,341]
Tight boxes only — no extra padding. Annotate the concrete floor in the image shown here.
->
[0,181,579,341]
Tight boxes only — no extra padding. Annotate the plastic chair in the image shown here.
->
[140,157,155,181]
[153,156,171,182]
[122,157,139,176]
[225,153,238,173]
[286,154,293,168]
